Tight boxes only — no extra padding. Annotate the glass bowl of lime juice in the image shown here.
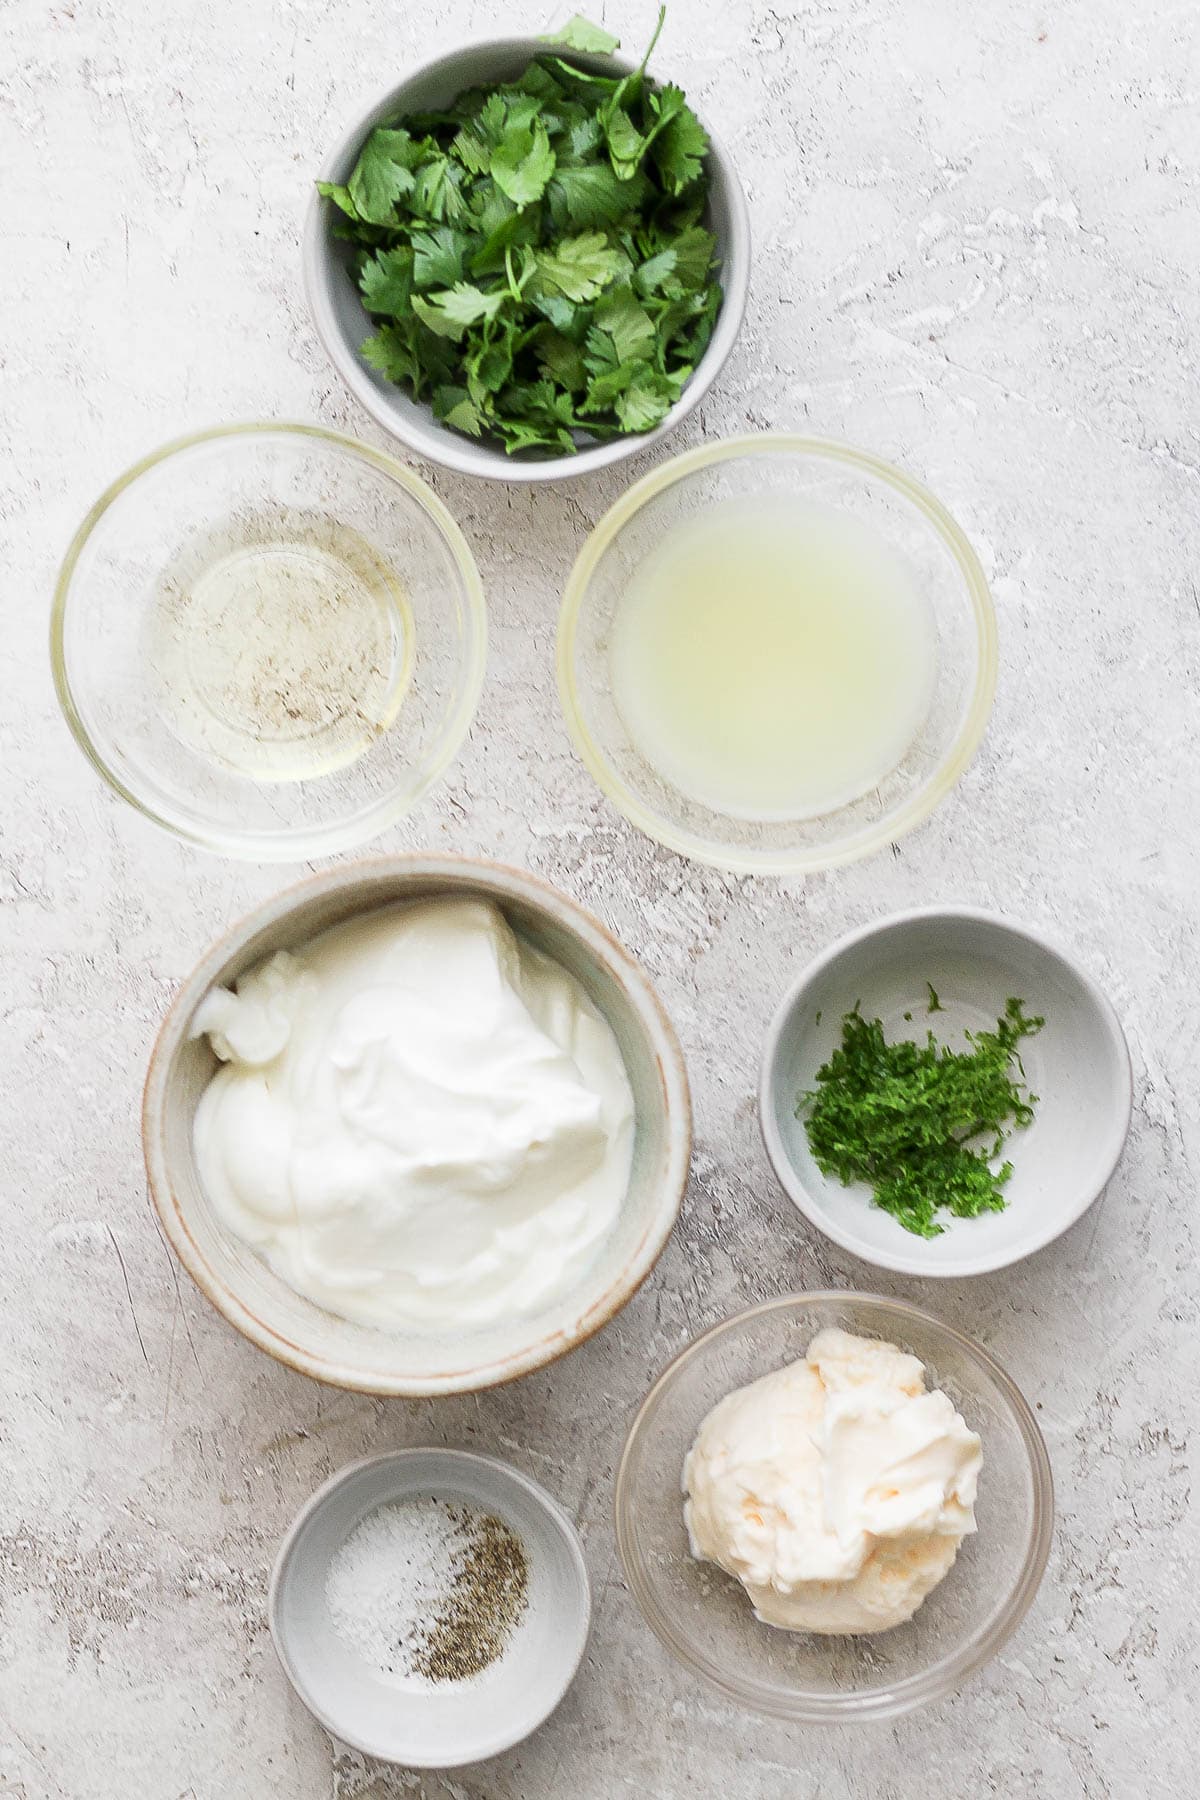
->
[557,435,996,874]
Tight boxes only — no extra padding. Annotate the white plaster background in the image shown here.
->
[1,0,1197,1793]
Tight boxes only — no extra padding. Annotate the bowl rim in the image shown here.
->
[613,1288,1055,1722]
[557,432,999,872]
[268,1447,592,1766]
[49,419,488,862]
[142,853,693,1396]
[758,905,1134,1275]
[301,34,751,483]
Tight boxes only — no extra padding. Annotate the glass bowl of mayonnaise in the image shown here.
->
[614,1291,1052,1721]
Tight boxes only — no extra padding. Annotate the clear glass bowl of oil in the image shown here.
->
[52,424,486,859]
[557,435,997,874]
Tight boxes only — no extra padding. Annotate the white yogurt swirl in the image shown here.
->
[191,898,635,1331]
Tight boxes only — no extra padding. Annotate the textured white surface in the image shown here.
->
[2,0,1197,1794]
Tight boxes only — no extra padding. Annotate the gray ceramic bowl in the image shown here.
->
[143,855,691,1393]
[302,37,750,482]
[760,908,1132,1277]
[270,1449,591,1766]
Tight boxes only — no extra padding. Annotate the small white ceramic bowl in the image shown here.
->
[143,856,691,1393]
[759,908,1132,1277]
[270,1449,591,1766]
[303,38,749,482]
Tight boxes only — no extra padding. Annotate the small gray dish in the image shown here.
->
[759,907,1133,1277]
[270,1449,591,1767]
[302,36,750,483]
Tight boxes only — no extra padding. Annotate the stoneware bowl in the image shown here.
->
[143,855,691,1393]
[615,1291,1053,1721]
[302,37,750,482]
[270,1448,591,1766]
[759,908,1132,1276]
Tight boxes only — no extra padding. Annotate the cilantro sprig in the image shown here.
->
[798,997,1044,1239]
[318,9,722,455]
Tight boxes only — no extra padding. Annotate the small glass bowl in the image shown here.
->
[52,423,486,861]
[614,1291,1053,1721]
[558,436,997,874]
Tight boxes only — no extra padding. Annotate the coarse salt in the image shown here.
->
[326,1495,528,1687]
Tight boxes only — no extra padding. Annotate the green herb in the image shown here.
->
[926,982,943,1013]
[545,14,621,54]
[318,8,721,456]
[798,997,1044,1239]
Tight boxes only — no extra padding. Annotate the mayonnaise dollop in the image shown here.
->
[683,1328,982,1634]
[190,898,635,1331]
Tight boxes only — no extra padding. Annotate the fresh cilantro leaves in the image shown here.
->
[543,15,621,55]
[320,8,721,456]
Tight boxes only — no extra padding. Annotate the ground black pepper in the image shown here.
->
[412,1505,529,1683]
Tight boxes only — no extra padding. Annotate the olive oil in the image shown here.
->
[610,497,936,821]
[145,512,411,782]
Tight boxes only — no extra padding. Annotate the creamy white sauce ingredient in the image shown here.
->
[190,897,635,1331]
[683,1328,982,1634]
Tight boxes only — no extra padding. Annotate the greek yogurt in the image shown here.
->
[190,897,635,1332]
